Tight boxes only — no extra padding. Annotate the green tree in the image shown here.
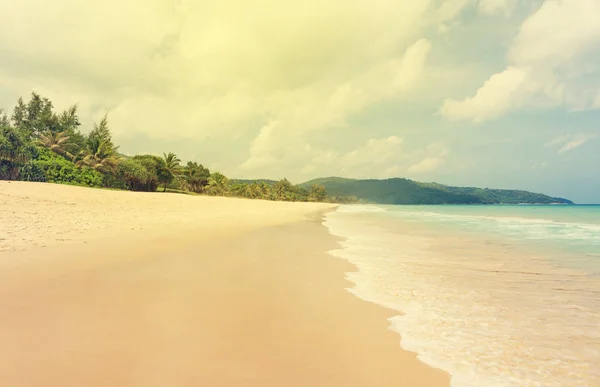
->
[75,116,119,175]
[37,130,74,159]
[182,162,210,193]
[206,172,229,196]
[272,178,295,201]
[308,184,327,202]
[0,125,37,180]
[11,92,59,139]
[75,137,119,174]
[116,158,152,191]
[87,115,117,154]
[0,109,9,127]
[162,152,182,191]
[130,154,172,192]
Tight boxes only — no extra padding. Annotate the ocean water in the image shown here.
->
[323,205,600,387]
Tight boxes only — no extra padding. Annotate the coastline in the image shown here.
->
[0,182,449,386]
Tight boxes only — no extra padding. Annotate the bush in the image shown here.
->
[116,158,153,191]
[115,155,172,192]
[19,162,47,182]
[32,148,103,187]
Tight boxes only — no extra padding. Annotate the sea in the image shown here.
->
[323,204,600,387]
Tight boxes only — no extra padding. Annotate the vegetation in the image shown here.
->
[300,177,574,205]
[0,92,351,203]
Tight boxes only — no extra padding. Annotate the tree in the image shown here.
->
[0,125,37,180]
[37,130,74,158]
[162,152,182,191]
[206,172,229,196]
[182,162,210,193]
[87,115,117,154]
[272,178,295,201]
[116,158,152,191]
[75,137,119,174]
[0,109,9,127]
[11,92,58,139]
[127,154,172,192]
[75,115,119,175]
[308,184,327,202]
[57,105,81,133]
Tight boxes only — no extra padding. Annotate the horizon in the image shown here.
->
[1,1,599,203]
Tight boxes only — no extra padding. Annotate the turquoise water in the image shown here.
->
[378,205,600,273]
[324,204,600,387]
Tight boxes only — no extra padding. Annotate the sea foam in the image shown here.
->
[324,205,600,387]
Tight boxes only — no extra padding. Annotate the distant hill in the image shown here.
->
[299,177,574,205]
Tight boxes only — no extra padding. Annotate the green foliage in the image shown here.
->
[115,155,171,192]
[162,152,182,191]
[31,147,103,187]
[206,172,230,196]
[18,162,47,182]
[0,125,38,180]
[87,115,116,153]
[116,158,152,191]
[182,162,211,193]
[226,178,333,203]
[75,136,119,174]
[0,109,9,127]
[308,184,327,202]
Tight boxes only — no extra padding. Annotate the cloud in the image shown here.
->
[338,136,404,168]
[407,142,449,173]
[478,0,517,16]
[439,66,527,122]
[545,133,598,154]
[239,39,432,173]
[0,0,435,142]
[439,0,600,122]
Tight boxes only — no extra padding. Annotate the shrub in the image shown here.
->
[32,147,103,187]
[116,158,153,191]
[19,162,47,182]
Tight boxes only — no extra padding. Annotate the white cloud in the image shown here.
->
[407,142,449,173]
[239,39,432,173]
[0,0,436,144]
[545,133,598,154]
[478,0,517,16]
[439,66,527,122]
[440,0,600,122]
[558,134,598,154]
[339,136,404,168]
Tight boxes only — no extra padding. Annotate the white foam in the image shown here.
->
[323,206,600,387]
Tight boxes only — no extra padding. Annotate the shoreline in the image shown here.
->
[0,182,449,386]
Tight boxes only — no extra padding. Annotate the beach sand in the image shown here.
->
[0,181,449,386]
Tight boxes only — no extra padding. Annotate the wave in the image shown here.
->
[323,206,600,387]
[340,205,600,248]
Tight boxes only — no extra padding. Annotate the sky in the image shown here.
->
[1,0,599,203]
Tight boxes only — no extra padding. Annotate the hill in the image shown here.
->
[299,177,574,205]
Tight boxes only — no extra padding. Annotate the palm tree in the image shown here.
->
[37,130,74,159]
[182,161,210,193]
[206,172,229,196]
[162,152,182,192]
[75,137,119,174]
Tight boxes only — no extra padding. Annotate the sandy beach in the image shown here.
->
[0,181,449,386]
